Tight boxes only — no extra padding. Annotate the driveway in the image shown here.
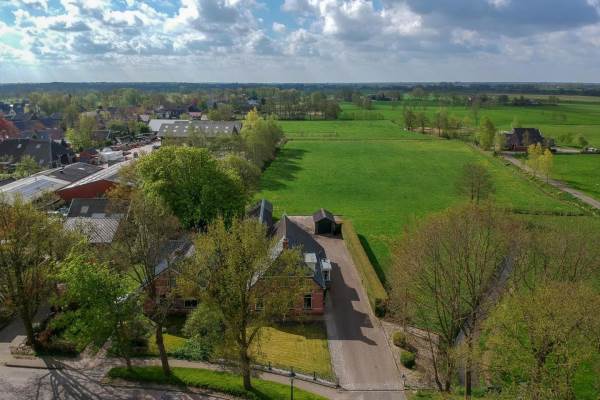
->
[289,217,404,397]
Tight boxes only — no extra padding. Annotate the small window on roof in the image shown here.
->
[36,144,41,149]
[80,206,89,214]
[17,144,22,149]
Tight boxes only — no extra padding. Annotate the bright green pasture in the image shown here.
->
[339,101,600,146]
[551,154,600,201]
[259,140,579,280]
[279,120,428,140]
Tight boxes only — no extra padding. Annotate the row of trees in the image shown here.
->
[389,201,600,398]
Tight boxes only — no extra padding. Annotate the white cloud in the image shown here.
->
[272,22,286,33]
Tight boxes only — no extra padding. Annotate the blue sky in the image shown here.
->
[1,0,600,82]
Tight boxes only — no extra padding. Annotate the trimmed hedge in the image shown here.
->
[108,366,326,400]
[400,351,416,369]
[341,220,388,315]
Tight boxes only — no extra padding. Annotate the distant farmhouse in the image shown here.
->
[0,138,74,170]
[503,128,554,152]
[156,120,242,139]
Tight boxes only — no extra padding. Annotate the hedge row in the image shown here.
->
[341,220,388,315]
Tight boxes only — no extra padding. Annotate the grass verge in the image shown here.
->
[108,366,327,400]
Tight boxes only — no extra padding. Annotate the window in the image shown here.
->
[303,294,312,310]
[80,206,89,214]
[323,270,330,282]
[169,276,177,288]
[184,299,198,309]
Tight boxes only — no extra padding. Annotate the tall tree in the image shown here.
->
[182,217,304,390]
[477,117,496,150]
[390,204,518,394]
[0,198,72,345]
[526,143,544,177]
[111,188,181,376]
[136,146,247,229]
[241,109,284,169]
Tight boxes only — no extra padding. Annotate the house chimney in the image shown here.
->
[282,237,289,249]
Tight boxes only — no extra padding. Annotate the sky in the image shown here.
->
[1,0,600,83]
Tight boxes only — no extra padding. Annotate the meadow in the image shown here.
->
[339,100,600,146]
[279,119,429,140]
[551,154,600,201]
[259,138,582,280]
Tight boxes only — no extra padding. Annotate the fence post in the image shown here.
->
[313,371,317,381]
[268,361,272,371]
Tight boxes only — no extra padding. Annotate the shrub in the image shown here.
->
[172,339,213,361]
[400,351,416,369]
[393,331,407,348]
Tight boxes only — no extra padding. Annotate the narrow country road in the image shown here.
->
[502,153,600,210]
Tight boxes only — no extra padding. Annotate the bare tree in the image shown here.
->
[390,204,518,396]
[456,162,495,203]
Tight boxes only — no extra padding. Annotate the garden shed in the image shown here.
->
[312,208,338,235]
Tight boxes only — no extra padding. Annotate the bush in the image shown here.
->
[393,331,407,348]
[172,339,213,361]
[400,351,416,369]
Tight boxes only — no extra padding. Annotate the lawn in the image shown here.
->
[251,323,333,380]
[259,139,580,280]
[551,154,600,201]
[108,366,327,400]
[279,119,429,140]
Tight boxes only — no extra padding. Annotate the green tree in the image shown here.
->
[0,198,72,345]
[575,134,589,148]
[477,116,496,150]
[241,109,284,169]
[182,217,305,390]
[526,143,544,177]
[219,155,261,196]
[14,155,41,178]
[207,104,233,120]
[539,149,553,182]
[485,282,600,400]
[136,146,247,229]
[55,248,141,369]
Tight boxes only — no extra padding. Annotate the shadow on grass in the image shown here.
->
[259,148,307,192]
[357,234,387,286]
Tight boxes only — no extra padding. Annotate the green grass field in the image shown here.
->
[279,119,429,140]
[260,138,580,279]
[551,154,600,201]
[251,323,333,379]
[338,101,600,146]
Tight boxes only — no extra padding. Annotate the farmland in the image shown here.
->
[551,154,600,201]
[339,100,600,147]
[259,136,583,280]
